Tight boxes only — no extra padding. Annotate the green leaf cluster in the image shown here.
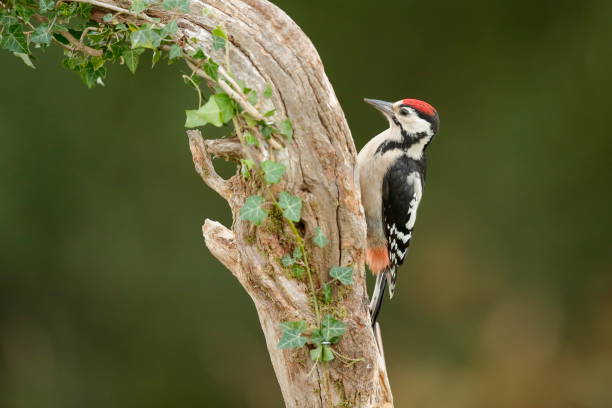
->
[185,93,236,128]
[277,314,346,364]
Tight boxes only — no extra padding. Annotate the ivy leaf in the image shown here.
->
[322,345,335,362]
[261,160,286,184]
[39,0,55,13]
[203,58,219,80]
[244,131,259,147]
[162,0,190,13]
[277,321,307,349]
[239,195,268,226]
[191,48,206,59]
[310,329,324,346]
[185,93,235,128]
[1,24,28,54]
[291,265,304,278]
[130,0,146,13]
[185,109,207,128]
[151,49,162,68]
[161,19,178,38]
[293,247,302,260]
[281,254,294,267]
[279,119,293,141]
[330,266,353,285]
[130,27,162,49]
[261,124,276,139]
[322,283,332,304]
[313,227,329,248]
[240,158,255,180]
[102,13,113,22]
[13,52,35,69]
[310,345,322,362]
[215,93,236,123]
[212,25,227,50]
[168,44,181,60]
[247,89,258,105]
[31,24,52,46]
[321,314,345,342]
[263,84,273,98]
[122,49,144,74]
[278,192,302,222]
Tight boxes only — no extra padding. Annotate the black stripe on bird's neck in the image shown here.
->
[375,118,432,156]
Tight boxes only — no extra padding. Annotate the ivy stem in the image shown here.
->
[285,216,321,326]
[66,0,163,27]
[331,349,365,367]
[182,74,203,108]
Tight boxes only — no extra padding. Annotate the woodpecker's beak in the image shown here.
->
[364,98,394,116]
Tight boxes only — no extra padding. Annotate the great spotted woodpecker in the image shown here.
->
[356,98,439,326]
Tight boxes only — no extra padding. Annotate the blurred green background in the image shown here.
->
[1,0,612,407]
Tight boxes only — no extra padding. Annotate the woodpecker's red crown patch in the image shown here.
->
[402,99,436,116]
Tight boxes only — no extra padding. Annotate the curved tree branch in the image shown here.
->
[89,0,394,405]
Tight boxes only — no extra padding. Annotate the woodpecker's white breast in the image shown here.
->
[356,128,403,247]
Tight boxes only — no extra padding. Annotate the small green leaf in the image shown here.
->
[244,131,259,147]
[203,58,219,80]
[191,48,206,59]
[291,265,304,278]
[264,109,276,117]
[279,119,293,141]
[212,25,227,50]
[185,109,207,128]
[162,0,190,12]
[330,266,353,285]
[161,19,178,38]
[168,44,181,60]
[293,246,302,260]
[102,13,113,22]
[31,24,52,46]
[240,158,255,180]
[277,321,308,349]
[313,227,329,248]
[322,345,335,362]
[212,25,228,39]
[278,192,302,222]
[151,49,162,68]
[322,283,332,304]
[310,329,324,346]
[239,195,268,226]
[281,254,294,267]
[321,314,346,342]
[39,0,55,13]
[247,89,258,105]
[130,0,146,13]
[261,124,275,139]
[310,346,322,361]
[122,49,143,74]
[185,93,235,128]
[263,84,273,98]
[13,52,35,69]
[261,160,286,184]
[130,27,162,49]
[1,24,28,54]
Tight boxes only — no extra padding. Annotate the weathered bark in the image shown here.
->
[114,0,393,405]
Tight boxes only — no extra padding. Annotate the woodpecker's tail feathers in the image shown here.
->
[370,267,396,327]
[370,272,387,327]
[387,267,397,299]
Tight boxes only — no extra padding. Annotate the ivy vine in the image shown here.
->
[0,0,362,374]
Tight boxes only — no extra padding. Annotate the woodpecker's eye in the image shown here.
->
[399,108,409,116]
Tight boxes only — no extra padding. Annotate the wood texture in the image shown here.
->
[104,0,393,405]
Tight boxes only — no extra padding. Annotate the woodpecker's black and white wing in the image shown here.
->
[382,158,424,297]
